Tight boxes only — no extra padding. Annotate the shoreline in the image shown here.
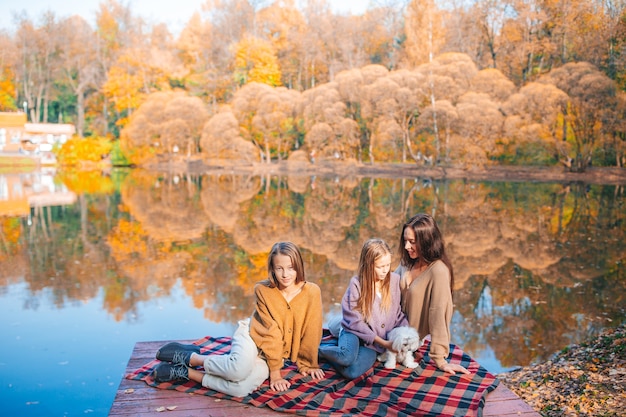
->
[146,158,626,185]
[2,154,625,185]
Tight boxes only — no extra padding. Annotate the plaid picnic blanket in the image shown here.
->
[126,332,499,417]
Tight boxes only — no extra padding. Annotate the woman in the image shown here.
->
[153,241,325,395]
[396,214,470,375]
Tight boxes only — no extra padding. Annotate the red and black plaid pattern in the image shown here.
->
[127,333,499,417]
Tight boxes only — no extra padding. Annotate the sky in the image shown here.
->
[0,0,370,35]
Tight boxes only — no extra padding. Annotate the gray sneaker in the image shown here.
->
[156,342,201,366]
[153,363,189,382]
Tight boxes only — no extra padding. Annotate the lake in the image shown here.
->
[0,167,624,416]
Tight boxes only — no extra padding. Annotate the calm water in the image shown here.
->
[1,168,624,416]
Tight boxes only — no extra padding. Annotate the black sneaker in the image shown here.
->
[156,342,201,366]
[153,363,189,382]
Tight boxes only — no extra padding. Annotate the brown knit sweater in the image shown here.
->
[249,279,323,374]
[396,260,453,369]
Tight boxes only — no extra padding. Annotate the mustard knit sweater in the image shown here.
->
[395,260,453,369]
[249,279,323,374]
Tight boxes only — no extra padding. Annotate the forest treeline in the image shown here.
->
[1,0,625,171]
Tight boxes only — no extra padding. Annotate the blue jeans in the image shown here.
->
[318,330,377,379]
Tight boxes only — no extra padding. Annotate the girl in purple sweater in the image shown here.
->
[319,238,408,378]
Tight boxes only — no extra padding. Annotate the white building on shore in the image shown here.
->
[0,112,75,164]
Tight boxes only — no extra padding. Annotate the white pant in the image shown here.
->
[201,318,269,397]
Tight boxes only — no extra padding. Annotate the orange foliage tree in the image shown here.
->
[0,67,17,111]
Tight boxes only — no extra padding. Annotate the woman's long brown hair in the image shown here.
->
[398,213,455,296]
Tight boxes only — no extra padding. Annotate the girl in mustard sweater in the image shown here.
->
[152,242,325,395]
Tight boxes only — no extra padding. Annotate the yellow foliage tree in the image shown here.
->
[0,67,17,111]
[102,55,146,128]
[55,136,113,167]
[233,36,282,87]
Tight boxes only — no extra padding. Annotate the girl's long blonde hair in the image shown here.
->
[356,238,392,322]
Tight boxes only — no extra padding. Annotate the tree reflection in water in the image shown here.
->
[0,169,624,370]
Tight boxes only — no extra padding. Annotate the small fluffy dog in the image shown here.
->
[378,326,422,369]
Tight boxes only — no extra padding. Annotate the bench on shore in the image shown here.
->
[109,340,540,417]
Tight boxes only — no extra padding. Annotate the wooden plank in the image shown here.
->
[483,384,541,416]
[109,341,541,417]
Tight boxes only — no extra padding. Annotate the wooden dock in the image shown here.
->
[109,341,540,417]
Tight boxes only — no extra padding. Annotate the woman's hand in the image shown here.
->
[439,362,471,376]
[302,368,325,380]
[269,370,291,391]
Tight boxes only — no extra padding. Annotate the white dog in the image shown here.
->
[378,326,422,369]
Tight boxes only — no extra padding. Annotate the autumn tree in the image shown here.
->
[176,12,224,104]
[101,53,146,128]
[102,23,181,130]
[228,81,301,162]
[0,66,17,111]
[539,62,620,171]
[232,35,282,87]
[200,106,260,161]
[57,16,99,137]
[297,0,333,88]
[541,0,606,68]
[501,81,569,165]
[300,82,360,159]
[257,0,307,89]
[0,32,18,111]
[365,69,428,162]
[55,135,112,167]
[415,53,478,162]
[404,0,445,67]
[120,91,208,164]
[197,0,259,97]
[471,67,516,102]
[363,1,408,70]
[334,65,391,162]
[611,92,626,167]
[449,91,504,167]
[473,0,511,69]
[252,87,301,161]
[496,0,549,85]
[93,0,144,135]
[230,82,269,159]
[417,99,457,163]
[14,13,60,123]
